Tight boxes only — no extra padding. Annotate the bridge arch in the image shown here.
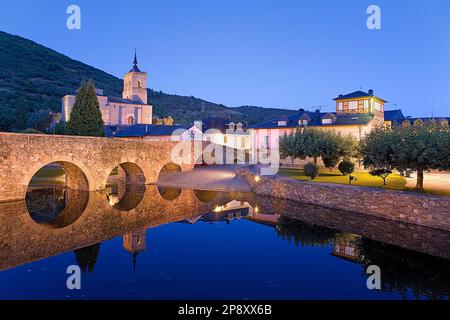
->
[105,162,146,211]
[24,160,90,194]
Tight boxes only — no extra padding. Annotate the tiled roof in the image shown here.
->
[107,96,145,105]
[249,110,375,129]
[201,117,229,133]
[104,125,129,137]
[201,117,246,133]
[113,124,191,138]
[384,109,405,122]
[333,90,388,103]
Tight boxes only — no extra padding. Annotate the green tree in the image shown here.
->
[279,131,296,161]
[302,128,323,165]
[66,81,104,136]
[162,116,174,125]
[338,159,355,176]
[320,131,358,170]
[369,169,392,185]
[11,98,30,131]
[279,128,358,170]
[361,124,450,192]
[27,109,53,132]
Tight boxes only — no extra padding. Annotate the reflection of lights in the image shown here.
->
[254,206,259,213]
[108,194,120,206]
[213,205,223,213]
[254,175,261,182]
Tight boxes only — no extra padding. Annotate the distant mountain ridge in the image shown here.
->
[0,31,296,130]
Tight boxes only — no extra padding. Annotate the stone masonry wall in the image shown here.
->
[239,170,450,231]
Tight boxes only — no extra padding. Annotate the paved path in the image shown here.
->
[405,172,450,193]
[157,165,252,192]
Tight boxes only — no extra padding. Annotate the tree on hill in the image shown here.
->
[66,81,104,137]
[152,116,174,125]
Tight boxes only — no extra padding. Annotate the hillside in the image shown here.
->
[0,31,296,131]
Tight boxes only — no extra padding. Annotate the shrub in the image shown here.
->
[304,162,319,180]
[21,128,43,134]
[338,160,355,176]
[54,121,67,135]
[322,156,340,171]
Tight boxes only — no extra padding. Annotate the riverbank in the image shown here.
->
[238,168,450,232]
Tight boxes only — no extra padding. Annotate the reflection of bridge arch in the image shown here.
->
[194,190,218,203]
[26,188,89,229]
[158,186,182,201]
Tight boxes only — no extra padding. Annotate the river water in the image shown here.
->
[0,185,449,300]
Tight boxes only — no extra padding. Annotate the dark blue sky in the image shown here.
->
[1,0,449,117]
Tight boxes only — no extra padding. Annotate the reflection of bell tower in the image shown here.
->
[122,50,148,104]
[123,229,147,271]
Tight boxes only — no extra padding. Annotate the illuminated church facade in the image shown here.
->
[61,53,153,126]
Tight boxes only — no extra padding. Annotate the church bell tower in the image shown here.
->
[122,51,148,104]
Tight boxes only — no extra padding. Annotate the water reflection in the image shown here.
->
[26,187,67,223]
[276,215,450,298]
[25,187,89,229]
[74,243,101,274]
[1,185,449,299]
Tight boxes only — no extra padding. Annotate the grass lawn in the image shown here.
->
[280,168,406,191]
[279,168,449,197]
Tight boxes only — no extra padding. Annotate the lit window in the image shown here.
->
[348,101,358,110]
[127,116,134,124]
[322,118,333,124]
[373,101,382,111]
[298,119,308,126]
[138,80,142,89]
[337,102,343,111]
[278,120,287,126]
[224,135,228,144]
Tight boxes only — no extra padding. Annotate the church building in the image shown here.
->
[61,53,152,126]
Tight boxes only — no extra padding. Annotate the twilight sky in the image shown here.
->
[0,0,449,117]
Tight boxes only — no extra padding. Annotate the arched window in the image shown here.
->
[138,80,142,89]
[127,116,134,125]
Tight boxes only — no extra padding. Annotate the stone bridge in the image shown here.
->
[0,132,202,202]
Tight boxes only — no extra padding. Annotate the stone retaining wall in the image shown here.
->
[238,169,450,231]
